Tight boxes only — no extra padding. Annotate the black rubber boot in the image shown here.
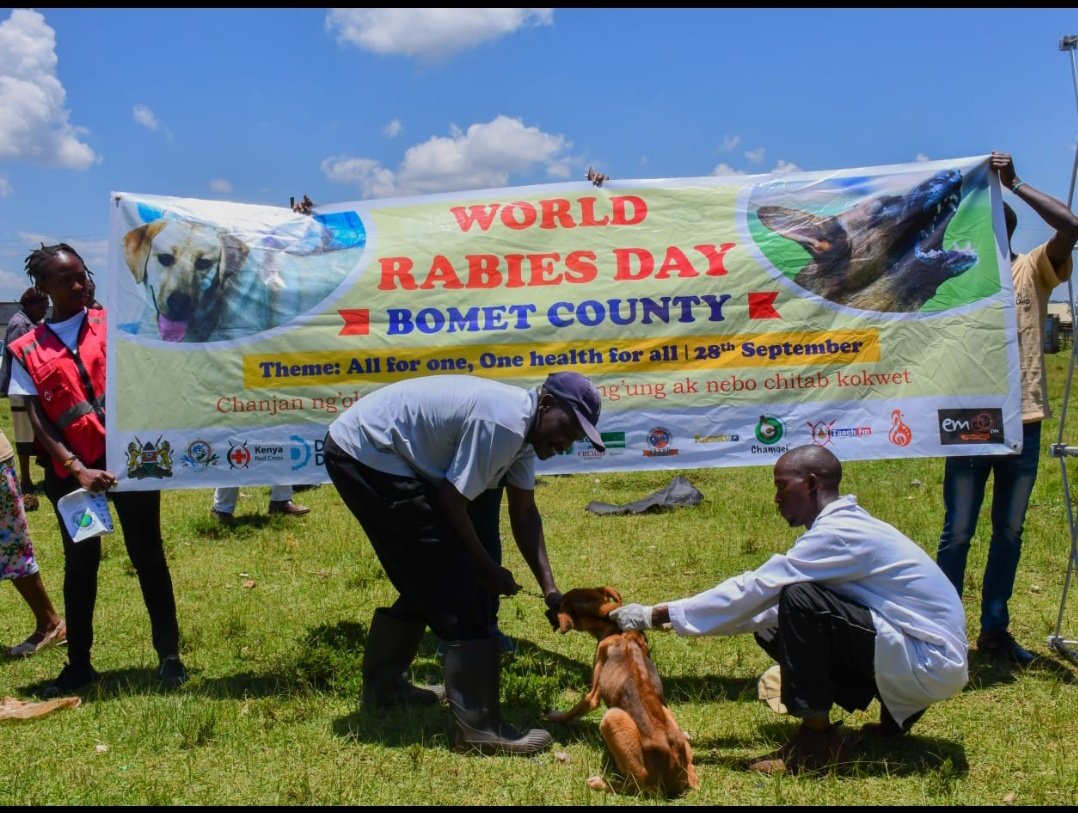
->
[444,637,552,755]
[361,608,445,710]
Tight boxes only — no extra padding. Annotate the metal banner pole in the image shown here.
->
[1047,34,1078,662]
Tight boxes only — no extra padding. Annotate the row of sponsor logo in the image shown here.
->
[121,408,1004,479]
[578,407,1004,460]
[124,435,321,480]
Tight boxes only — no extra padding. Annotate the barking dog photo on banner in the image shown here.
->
[113,194,367,343]
[747,161,997,313]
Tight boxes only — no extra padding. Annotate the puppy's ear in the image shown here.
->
[219,233,250,281]
[557,611,575,634]
[602,586,623,607]
[123,220,168,283]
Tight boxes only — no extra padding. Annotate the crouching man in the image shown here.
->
[611,445,968,774]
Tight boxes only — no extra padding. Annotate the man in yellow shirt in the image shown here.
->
[937,151,1078,665]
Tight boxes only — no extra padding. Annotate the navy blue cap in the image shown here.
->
[544,372,604,452]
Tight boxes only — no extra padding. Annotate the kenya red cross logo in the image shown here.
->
[227,441,251,469]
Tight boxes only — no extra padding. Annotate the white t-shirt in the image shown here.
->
[328,375,538,500]
[8,310,87,397]
[666,495,969,725]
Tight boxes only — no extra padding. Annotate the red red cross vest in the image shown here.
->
[10,309,107,478]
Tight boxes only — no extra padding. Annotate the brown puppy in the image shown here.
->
[549,586,699,797]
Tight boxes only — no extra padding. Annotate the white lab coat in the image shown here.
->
[666,495,968,725]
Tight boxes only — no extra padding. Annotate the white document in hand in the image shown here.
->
[55,488,115,543]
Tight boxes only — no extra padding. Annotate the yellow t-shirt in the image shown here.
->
[1013,243,1074,422]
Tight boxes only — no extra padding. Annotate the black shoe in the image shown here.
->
[44,662,101,698]
[860,704,925,739]
[977,629,1035,666]
[158,655,188,688]
[210,508,236,526]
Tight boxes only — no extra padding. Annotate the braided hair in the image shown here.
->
[24,242,92,287]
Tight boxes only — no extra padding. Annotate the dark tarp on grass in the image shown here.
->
[585,475,704,516]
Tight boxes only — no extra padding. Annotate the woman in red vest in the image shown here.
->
[8,244,186,697]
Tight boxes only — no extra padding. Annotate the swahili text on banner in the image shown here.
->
[105,154,1020,490]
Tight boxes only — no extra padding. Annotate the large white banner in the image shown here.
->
[106,155,1020,490]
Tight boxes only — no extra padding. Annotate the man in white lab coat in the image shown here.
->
[610,444,968,774]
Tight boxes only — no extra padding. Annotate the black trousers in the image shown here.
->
[323,433,490,641]
[754,582,878,718]
[468,480,506,627]
[44,458,180,667]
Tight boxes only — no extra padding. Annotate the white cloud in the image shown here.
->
[744,147,765,164]
[545,158,572,179]
[0,266,29,297]
[326,8,553,61]
[321,157,395,196]
[18,231,53,250]
[915,152,931,163]
[714,159,798,177]
[712,162,746,176]
[209,179,234,193]
[322,114,570,198]
[76,238,108,273]
[383,118,403,138]
[0,9,98,170]
[133,104,159,130]
[17,232,108,275]
[133,103,173,140]
[719,135,740,153]
[0,175,11,197]
[1,231,108,300]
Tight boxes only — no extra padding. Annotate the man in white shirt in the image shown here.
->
[610,444,968,774]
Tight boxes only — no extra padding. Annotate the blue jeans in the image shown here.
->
[937,421,1041,634]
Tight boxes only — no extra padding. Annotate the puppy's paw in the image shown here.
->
[586,776,612,793]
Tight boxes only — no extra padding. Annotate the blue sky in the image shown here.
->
[1,7,1076,303]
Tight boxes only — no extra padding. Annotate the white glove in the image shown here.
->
[610,603,653,631]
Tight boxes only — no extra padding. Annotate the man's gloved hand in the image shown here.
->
[609,603,653,631]
[544,606,559,631]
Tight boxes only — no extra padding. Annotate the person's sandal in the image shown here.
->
[7,619,67,658]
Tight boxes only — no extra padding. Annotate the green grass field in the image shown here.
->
[0,353,1076,805]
